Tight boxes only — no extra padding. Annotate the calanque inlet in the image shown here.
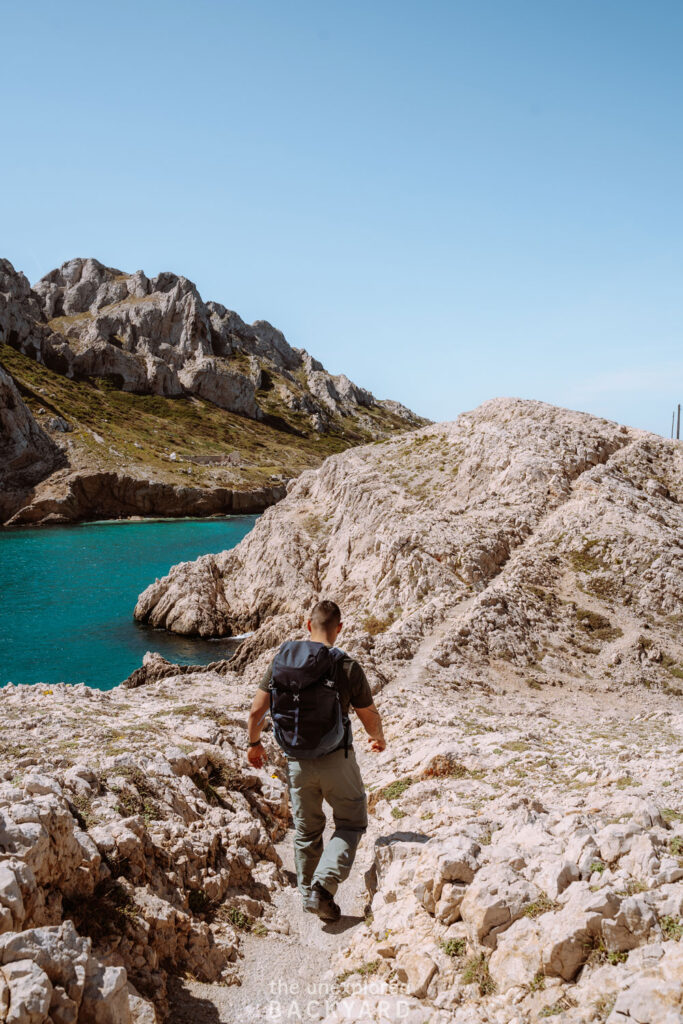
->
[1,262,682,1024]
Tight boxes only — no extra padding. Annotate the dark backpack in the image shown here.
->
[269,640,350,759]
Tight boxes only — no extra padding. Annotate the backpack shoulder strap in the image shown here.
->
[327,648,352,758]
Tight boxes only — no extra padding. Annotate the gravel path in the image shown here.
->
[170,815,371,1023]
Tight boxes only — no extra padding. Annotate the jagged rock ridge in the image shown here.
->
[0,257,424,525]
[1,257,421,429]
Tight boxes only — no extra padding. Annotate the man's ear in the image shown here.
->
[306,619,312,633]
[337,621,343,634]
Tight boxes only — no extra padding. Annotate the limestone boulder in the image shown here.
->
[595,822,644,865]
[177,358,260,418]
[364,833,431,902]
[1,958,52,1024]
[394,950,438,998]
[608,942,683,1023]
[79,961,130,1024]
[413,835,481,914]
[532,857,580,899]
[488,916,543,992]
[460,864,541,949]
[601,896,658,952]
[537,905,600,981]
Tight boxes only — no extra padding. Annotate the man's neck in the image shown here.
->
[310,632,335,646]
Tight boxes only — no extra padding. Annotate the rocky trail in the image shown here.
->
[168,644,682,1024]
[173,825,369,1024]
[0,631,681,1023]
[167,612,478,1024]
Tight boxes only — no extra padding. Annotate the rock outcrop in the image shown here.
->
[0,671,290,1022]
[1,256,423,427]
[0,257,424,525]
[319,657,683,1024]
[0,366,63,522]
[134,398,683,694]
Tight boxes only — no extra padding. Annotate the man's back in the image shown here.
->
[258,639,374,755]
[246,601,386,922]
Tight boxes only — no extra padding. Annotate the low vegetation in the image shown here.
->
[0,342,412,495]
[461,953,496,996]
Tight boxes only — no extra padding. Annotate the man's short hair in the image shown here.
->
[310,599,341,630]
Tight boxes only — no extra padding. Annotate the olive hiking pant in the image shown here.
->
[285,747,368,898]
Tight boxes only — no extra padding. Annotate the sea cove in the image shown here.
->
[0,515,257,689]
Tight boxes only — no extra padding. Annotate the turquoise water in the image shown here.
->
[0,516,257,690]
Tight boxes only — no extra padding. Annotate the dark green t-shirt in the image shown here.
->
[258,648,373,719]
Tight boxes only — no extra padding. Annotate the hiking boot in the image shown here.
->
[304,882,341,921]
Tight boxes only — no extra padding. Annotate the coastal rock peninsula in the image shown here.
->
[0,258,424,525]
[135,397,683,695]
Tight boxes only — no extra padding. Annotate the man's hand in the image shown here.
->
[355,702,386,754]
[247,742,267,769]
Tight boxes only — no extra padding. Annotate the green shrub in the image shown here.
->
[522,893,558,918]
[382,778,413,800]
[461,953,495,995]
[440,938,466,957]
[660,915,683,941]
[226,906,251,930]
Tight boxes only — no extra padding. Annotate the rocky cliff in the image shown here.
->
[0,366,64,523]
[0,258,424,525]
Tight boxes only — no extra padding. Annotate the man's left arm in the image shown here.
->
[247,686,271,768]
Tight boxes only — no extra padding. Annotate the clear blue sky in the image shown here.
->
[3,0,682,434]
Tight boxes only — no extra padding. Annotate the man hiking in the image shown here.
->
[246,600,386,922]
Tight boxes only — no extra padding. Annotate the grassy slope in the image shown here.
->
[0,343,415,491]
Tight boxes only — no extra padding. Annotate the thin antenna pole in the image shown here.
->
[677,404,681,441]
[672,411,675,439]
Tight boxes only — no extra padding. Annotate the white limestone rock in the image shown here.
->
[1,958,52,1024]
[460,864,541,950]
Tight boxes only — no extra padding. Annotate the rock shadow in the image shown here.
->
[167,976,222,1024]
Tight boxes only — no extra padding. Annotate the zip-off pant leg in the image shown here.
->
[312,748,368,897]
[286,748,368,899]
[285,758,325,897]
